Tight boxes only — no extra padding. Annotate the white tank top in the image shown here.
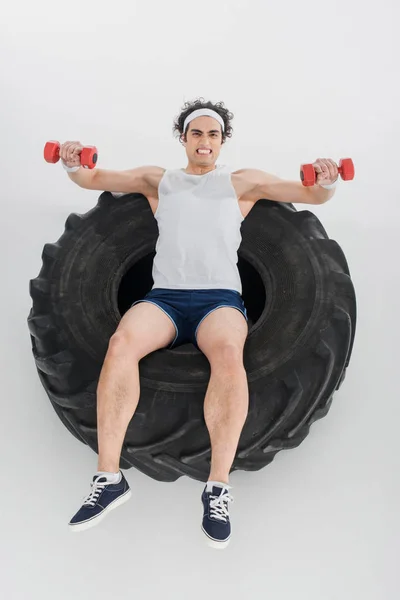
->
[152,164,244,293]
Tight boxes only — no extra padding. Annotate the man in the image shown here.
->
[62,101,339,548]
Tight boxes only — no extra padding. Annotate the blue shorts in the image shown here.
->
[130,288,248,349]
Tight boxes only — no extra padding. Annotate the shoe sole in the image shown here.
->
[201,525,231,549]
[68,488,132,532]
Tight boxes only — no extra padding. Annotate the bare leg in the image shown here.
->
[95,302,176,473]
[204,362,249,484]
[96,334,141,473]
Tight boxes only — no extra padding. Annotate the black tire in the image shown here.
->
[27,192,356,483]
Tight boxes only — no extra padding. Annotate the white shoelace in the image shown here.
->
[82,477,108,507]
[209,491,234,522]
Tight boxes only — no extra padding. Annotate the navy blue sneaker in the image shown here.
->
[201,482,234,549]
[68,471,131,532]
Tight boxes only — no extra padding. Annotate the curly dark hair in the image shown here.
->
[173,97,234,145]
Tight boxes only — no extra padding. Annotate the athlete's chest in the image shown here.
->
[146,172,253,219]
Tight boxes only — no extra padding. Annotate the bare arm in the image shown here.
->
[67,167,98,188]
[67,165,163,195]
[234,169,336,205]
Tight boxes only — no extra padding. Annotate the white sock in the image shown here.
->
[95,471,121,484]
[206,480,231,492]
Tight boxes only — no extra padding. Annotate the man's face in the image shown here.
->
[181,116,223,166]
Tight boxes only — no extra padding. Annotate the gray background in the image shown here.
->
[1,0,398,598]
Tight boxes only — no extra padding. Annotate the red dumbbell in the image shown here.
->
[44,140,98,169]
[300,158,355,187]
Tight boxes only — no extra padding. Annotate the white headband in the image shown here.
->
[183,108,225,134]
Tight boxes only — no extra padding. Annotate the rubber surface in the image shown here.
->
[27,192,357,483]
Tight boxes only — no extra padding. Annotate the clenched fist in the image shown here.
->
[59,141,84,169]
[313,158,339,186]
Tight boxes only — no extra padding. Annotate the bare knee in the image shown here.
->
[209,344,244,372]
[107,330,138,359]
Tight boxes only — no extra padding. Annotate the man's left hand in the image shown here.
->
[313,158,339,186]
